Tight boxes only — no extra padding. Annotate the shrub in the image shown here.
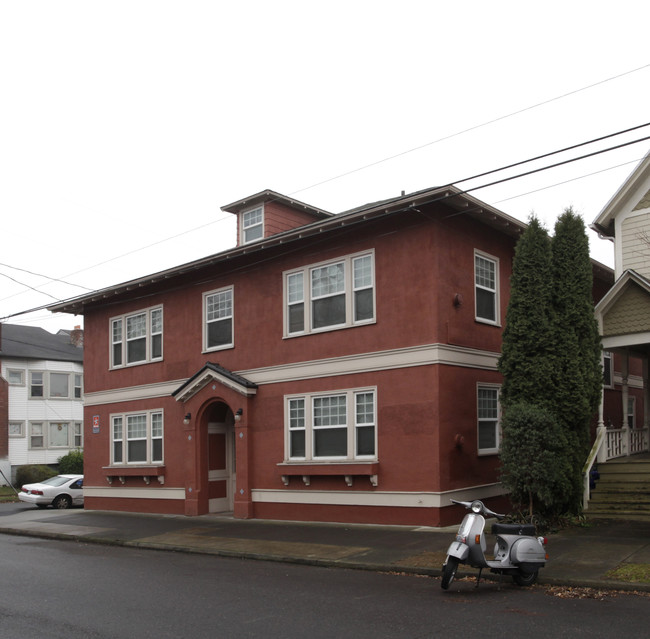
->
[16,464,57,488]
[58,449,84,475]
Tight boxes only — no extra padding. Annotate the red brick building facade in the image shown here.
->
[50,186,617,526]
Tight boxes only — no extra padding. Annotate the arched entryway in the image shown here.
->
[205,402,236,513]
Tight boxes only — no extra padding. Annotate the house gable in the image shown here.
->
[591,150,650,279]
[602,280,650,337]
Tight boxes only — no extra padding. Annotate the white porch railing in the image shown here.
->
[582,424,650,509]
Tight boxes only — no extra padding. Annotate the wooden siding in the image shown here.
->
[602,282,650,336]
[621,212,650,278]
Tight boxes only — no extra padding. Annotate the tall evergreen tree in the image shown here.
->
[498,217,555,411]
[551,208,602,510]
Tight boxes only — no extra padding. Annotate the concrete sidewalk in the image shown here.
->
[1,503,649,591]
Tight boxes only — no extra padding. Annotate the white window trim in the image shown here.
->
[202,285,235,352]
[477,383,501,456]
[474,250,500,326]
[284,387,377,462]
[110,409,164,466]
[283,250,376,337]
[28,371,83,400]
[241,205,264,244]
[27,420,83,450]
[9,421,25,438]
[6,368,25,386]
[110,305,163,369]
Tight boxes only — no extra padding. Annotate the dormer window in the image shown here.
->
[242,206,264,244]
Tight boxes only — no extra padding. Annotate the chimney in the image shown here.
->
[70,325,84,347]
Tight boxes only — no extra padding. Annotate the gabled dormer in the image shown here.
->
[221,190,334,247]
[591,150,650,280]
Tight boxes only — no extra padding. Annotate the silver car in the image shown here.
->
[19,474,84,509]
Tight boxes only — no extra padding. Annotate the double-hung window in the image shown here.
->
[285,251,375,336]
[477,385,500,455]
[241,206,264,244]
[111,306,163,368]
[28,421,83,449]
[111,410,163,465]
[286,388,377,461]
[203,286,234,351]
[475,251,499,324]
[28,371,83,400]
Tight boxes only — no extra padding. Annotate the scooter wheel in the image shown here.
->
[512,569,538,586]
[441,557,459,590]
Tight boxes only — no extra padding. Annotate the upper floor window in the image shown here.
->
[286,388,377,461]
[111,306,163,368]
[477,385,500,455]
[241,206,264,244]
[7,369,24,385]
[203,286,234,351]
[475,251,499,325]
[285,251,375,336]
[111,410,163,465]
[29,371,83,400]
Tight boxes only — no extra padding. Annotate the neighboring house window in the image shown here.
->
[28,372,84,400]
[30,422,45,448]
[74,422,83,447]
[285,251,375,336]
[241,206,264,244]
[9,422,24,437]
[111,410,164,465]
[111,306,163,368]
[30,372,44,397]
[204,287,234,351]
[28,421,84,449]
[628,396,636,429]
[477,385,500,454]
[7,369,24,385]
[286,388,377,461]
[475,251,499,324]
[74,374,83,399]
[603,351,613,388]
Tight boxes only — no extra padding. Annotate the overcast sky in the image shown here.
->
[1,1,649,332]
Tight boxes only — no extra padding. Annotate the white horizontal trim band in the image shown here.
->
[251,483,504,509]
[84,487,185,500]
[84,343,499,406]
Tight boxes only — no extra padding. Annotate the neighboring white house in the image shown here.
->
[0,324,83,482]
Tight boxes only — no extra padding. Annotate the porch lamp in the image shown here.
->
[183,413,191,425]
[235,408,243,422]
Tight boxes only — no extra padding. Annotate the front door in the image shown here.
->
[207,422,235,512]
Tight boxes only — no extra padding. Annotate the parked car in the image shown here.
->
[19,474,84,509]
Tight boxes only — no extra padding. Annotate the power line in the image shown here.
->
[2,131,646,323]
[286,63,650,198]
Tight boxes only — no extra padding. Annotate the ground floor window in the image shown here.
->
[286,388,376,461]
[477,385,500,455]
[28,421,83,450]
[111,410,163,465]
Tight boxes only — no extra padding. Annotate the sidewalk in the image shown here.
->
[1,504,649,591]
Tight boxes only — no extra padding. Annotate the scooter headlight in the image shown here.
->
[471,500,482,513]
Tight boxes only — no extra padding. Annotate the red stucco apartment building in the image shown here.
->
[49,185,618,526]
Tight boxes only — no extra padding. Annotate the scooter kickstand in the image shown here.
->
[475,568,483,588]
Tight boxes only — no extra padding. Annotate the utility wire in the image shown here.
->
[286,63,650,197]
[2,133,647,323]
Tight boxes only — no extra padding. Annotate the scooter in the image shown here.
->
[441,499,548,590]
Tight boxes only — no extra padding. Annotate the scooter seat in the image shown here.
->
[491,523,536,536]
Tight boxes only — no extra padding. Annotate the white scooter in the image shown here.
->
[441,499,548,590]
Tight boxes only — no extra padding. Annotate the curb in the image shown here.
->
[3,526,650,593]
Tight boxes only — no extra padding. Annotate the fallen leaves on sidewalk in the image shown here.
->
[545,585,650,600]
